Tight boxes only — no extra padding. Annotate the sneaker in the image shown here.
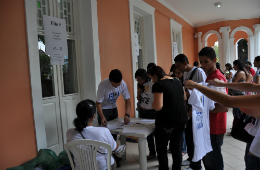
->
[182,160,190,166]
[226,132,231,136]
[114,144,126,158]
[184,168,193,170]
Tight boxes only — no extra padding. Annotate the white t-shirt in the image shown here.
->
[96,78,130,109]
[249,121,260,158]
[66,126,117,170]
[227,70,235,83]
[184,67,206,84]
[253,68,260,83]
[140,80,154,110]
[188,83,215,162]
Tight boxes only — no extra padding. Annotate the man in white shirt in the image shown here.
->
[96,69,131,140]
[175,54,207,170]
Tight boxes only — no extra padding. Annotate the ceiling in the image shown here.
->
[161,0,260,27]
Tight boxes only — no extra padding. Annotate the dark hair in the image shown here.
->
[174,54,189,64]
[198,47,216,60]
[147,63,156,72]
[255,56,260,62]
[147,66,166,80]
[135,69,150,89]
[216,62,224,75]
[109,69,122,83]
[233,60,247,77]
[170,64,176,72]
[193,61,199,67]
[245,61,252,66]
[225,63,233,71]
[244,64,251,71]
[73,99,96,132]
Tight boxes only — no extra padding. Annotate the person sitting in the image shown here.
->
[66,99,119,170]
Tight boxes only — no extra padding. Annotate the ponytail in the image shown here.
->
[73,118,88,132]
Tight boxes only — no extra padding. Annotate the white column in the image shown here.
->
[219,26,231,65]
[194,32,202,52]
[218,39,225,70]
[248,36,255,63]
[254,24,260,56]
[229,38,235,64]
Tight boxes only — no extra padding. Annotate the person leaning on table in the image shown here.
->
[148,66,188,170]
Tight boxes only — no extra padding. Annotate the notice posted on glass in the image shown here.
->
[43,15,68,65]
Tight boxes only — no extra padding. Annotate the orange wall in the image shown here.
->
[207,34,218,47]
[154,11,172,73]
[0,1,37,169]
[234,31,248,44]
[144,0,196,64]
[97,0,135,117]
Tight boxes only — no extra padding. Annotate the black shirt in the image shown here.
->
[152,78,188,128]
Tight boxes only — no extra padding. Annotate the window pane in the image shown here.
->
[67,2,70,13]
[63,40,78,94]
[38,35,55,98]
[42,0,45,5]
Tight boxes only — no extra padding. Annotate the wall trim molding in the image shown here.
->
[202,30,222,41]
[230,26,254,38]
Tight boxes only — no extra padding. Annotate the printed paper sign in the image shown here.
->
[134,33,139,62]
[43,15,68,65]
[173,42,178,58]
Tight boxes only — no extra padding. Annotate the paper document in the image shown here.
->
[136,119,155,125]
[123,127,149,133]
[107,124,123,130]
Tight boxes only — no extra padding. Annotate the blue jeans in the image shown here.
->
[246,154,260,170]
[202,134,224,170]
[182,131,187,153]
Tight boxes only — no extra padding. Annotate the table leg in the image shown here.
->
[120,135,126,160]
[138,137,147,170]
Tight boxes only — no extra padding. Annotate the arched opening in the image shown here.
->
[207,34,219,62]
[236,39,248,64]
[234,31,249,62]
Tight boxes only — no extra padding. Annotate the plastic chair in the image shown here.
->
[64,139,112,170]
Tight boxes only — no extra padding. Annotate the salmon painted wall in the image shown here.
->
[144,0,196,65]
[97,0,135,117]
[0,1,37,169]
[207,34,218,47]
[234,31,248,44]
[154,11,172,73]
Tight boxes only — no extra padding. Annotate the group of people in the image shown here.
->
[65,46,260,170]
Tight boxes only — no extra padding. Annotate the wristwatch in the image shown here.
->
[125,113,130,117]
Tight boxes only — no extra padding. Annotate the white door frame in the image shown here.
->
[129,0,157,118]
[24,0,101,150]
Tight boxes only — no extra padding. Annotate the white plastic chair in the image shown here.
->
[64,139,112,170]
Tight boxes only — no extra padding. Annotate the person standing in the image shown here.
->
[198,47,229,170]
[135,68,156,160]
[245,61,256,77]
[253,56,260,85]
[149,66,187,170]
[174,54,206,170]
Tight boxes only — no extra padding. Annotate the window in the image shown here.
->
[170,19,183,63]
[37,0,78,97]
[134,14,145,70]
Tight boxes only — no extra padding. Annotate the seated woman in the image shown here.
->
[66,99,118,170]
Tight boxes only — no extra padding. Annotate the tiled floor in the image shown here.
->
[117,109,247,170]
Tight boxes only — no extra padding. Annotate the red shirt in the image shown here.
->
[206,69,227,134]
[250,68,256,77]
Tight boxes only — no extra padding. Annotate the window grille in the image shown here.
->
[59,0,74,35]
[37,0,49,30]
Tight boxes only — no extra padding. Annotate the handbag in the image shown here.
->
[231,113,255,143]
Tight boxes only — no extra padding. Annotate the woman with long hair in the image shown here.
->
[135,68,156,160]
[253,56,260,85]
[148,66,187,170]
[66,99,119,170]
[230,60,247,120]
[224,63,235,83]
